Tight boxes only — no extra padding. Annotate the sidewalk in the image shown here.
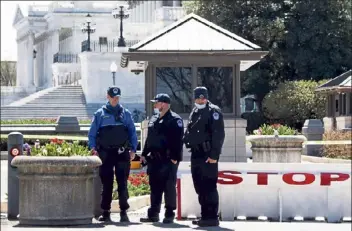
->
[1,206,351,231]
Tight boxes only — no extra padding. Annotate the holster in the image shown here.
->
[192,141,211,153]
[149,149,170,161]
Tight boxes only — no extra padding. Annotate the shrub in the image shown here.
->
[241,112,266,134]
[113,172,150,200]
[322,130,352,159]
[253,124,298,135]
[262,80,328,129]
[29,138,90,156]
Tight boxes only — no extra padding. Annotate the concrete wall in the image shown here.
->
[79,51,145,106]
[141,118,248,162]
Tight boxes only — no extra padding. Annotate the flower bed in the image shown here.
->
[113,172,150,200]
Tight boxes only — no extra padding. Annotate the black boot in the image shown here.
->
[98,210,111,222]
[193,219,219,227]
[120,210,130,222]
[163,210,175,224]
[140,216,159,222]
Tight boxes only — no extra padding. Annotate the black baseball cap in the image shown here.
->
[150,93,171,104]
[194,86,208,99]
[107,86,121,97]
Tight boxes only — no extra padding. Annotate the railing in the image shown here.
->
[53,72,81,86]
[81,39,140,52]
[53,53,80,63]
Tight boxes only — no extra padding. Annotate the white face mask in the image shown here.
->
[154,108,160,114]
[195,103,206,109]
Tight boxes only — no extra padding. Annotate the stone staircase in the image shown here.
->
[0,86,100,120]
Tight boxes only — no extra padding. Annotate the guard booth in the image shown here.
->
[121,13,268,162]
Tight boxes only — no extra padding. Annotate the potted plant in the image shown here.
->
[247,124,307,163]
[11,138,102,226]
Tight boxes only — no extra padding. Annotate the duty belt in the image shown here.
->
[101,145,126,154]
[190,141,211,153]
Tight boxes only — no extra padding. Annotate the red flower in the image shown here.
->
[272,124,281,129]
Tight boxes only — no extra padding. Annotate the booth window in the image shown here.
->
[197,67,233,113]
[156,67,193,113]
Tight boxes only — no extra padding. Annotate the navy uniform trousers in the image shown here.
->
[99,149,130,212]
[190,153,219,220]
[147,158,179,218]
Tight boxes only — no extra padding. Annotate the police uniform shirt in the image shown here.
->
[142,110,184,161]
[88,105,138,153]
[185,102,225,160]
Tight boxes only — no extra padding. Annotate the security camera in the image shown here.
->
[128,61,146,75]
[131,70,143,75]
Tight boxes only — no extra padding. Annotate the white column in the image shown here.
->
[136,2,140,22]
[173,0,181,6]
[156,0,163,8]
[38,42,45,86]
[27,33,35,87]
[140,2,145,22]
[151,1,156,22]
[47,29,60,87]
[34,44,39,87]
[147,1,152,22]
[130,6,136,22]
[15,39,23,86]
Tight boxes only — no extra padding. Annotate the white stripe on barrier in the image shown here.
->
[178,163,351,223]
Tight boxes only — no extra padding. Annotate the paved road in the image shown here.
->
[1,206,351,231]
[1,161,7,202]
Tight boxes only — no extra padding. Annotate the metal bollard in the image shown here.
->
[7,132,23,220]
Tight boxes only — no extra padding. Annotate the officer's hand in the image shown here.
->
[140,156,147,164]
[91,148,98,156]
[171,159,177,164]
[205,157,217,164]
[130,151,136,161]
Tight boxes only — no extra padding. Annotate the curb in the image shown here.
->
[0,195,153,214]
[302,155,351,164]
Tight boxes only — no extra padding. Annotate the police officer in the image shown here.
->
[183,86,225,227]
[88,86,138,222]
[139,93,184,224]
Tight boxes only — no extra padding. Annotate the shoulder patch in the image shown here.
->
[213,112,219,120]
[177,119,183,128]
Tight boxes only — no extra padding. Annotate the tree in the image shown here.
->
[184,0,352,108]
[0,61,16,86]
[283,0,352,80]
[262,80,328,129]
[184,0,289,107]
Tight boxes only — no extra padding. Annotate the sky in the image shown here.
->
[0,1,127,61]
[1,1,51,61]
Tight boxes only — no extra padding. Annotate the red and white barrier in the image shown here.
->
[177,163,351,223]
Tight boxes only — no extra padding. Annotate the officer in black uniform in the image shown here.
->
[183,86,225,227]
[88,86,138,222]
[139,93,184,224]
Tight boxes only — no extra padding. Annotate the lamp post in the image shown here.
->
[112,5,130,47]
[81,13,96,51]
[110,62,118,85]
